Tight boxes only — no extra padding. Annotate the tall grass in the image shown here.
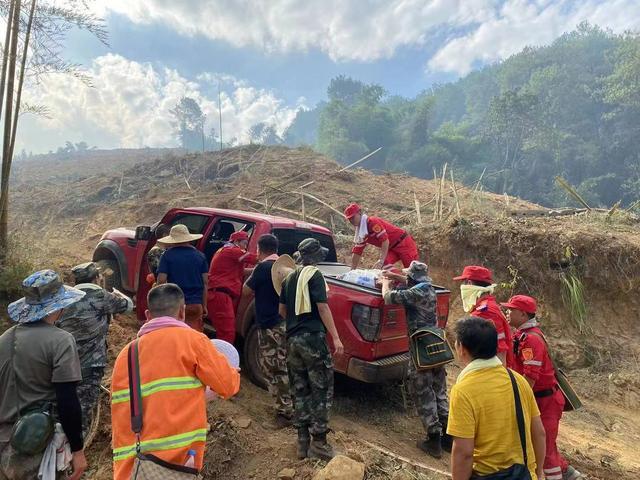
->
[560,269,590,334]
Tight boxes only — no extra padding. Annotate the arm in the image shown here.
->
[156,273,168,285]
[497,351,507,366]
[201,273,209,316]
[351,252,362,270]
[236,284,254,322]
[451,437,474,480]
[104,289,133,315]
[195,336,241,399]
[54,382,87,480]
[531,415,546,479]
[279,303,287,319]
[374,238,390,269]
[156,252,169,285]
[317,303,344,355]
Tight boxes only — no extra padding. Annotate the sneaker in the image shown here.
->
[308,434,335,461]
[563,466,584,480]
[417,434,442,459]
[296,429,310,460]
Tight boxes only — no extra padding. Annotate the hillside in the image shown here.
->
[4,145,640,479]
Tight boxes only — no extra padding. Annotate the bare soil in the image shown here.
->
[4,145,640,479]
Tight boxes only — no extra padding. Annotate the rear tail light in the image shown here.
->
[351,304,382,342]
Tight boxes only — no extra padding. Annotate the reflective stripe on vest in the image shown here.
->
[113,428,208,461]
[111,376,203,404]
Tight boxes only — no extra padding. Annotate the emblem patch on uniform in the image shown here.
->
[521,348,534,361]
[477,302,488,312]
[372,224,382,233]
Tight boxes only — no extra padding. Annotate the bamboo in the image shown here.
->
[301,192,306,221]
[237,195,327,224]
[336,146,382,173]
[554,176,591,210]
[474,167,487,192]
[359,439,452,478]
[439,163,448,219]
[450,170,461,218]
[413,191,422,225]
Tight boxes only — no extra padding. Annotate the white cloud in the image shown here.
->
[95,0,640,74]
[16,54,300,152]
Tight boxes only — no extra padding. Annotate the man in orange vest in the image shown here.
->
[503,295,584,480]
[111,284,240,480]
[344,203,419,269]
[208,230,257,343]
[453,266,514,367]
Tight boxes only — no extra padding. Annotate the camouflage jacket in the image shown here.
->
[384,280,437,334]
[147,246,165,275]
[57,284,130,369]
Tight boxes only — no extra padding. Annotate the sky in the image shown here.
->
[16,0,640,154]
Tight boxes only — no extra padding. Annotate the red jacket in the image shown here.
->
[352,216,407,255]
[512,321,557,392]
[208,244,257,298]
[472,295,514,366]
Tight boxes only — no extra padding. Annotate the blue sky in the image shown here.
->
[17,0,640,153]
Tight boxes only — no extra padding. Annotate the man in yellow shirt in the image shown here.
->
[448,317,546,480]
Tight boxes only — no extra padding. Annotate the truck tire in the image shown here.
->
[96,259,122,292]
[242,324,269,390]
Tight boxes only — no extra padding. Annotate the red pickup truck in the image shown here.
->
[93,207,450,387]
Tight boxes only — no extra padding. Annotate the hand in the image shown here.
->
[372,259,384,269]
[536,468,544,480]
[333,339,344,356]
[203,305,208,317]
[67,450,87,480]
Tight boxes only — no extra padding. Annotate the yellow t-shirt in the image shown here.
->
[447,366,540,478]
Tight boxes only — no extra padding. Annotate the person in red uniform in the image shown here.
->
[344,203,419,269]
[503,295,584,480]
[208,230,257,343]
[453,266,514,366]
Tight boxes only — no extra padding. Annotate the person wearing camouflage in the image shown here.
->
[382,261,450,458]
[57,262,132,438]
[238,234,293,427]
[278,239,344,461]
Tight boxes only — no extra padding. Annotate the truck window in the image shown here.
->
[272,229,337,262]
[204,218,255,264]
[166,213,210,234]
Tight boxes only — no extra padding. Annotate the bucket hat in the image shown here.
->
[8,270,85,324]
[297,238,329,265]
[158,224,203,244]
[453,265,493,284]
[271,255,296,295]
[403,261,430,283]
[501,295,537,314]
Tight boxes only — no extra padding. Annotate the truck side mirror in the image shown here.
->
[135,225,151,241]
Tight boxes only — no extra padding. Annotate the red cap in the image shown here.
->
[344,203,361,219]
[501,295,537,314]
[230,231,249,242]
[453,265,493,283]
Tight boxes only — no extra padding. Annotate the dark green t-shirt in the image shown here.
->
[279,268,327,338]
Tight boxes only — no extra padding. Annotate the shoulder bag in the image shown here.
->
[409,326,454,370]
[9,326,55,455]
[128,339,200,480]
[471,369,532,480]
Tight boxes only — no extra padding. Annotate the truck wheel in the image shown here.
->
[242,324,269,390]
[96,259,122,292]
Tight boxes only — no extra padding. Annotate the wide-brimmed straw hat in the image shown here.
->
[158,224,203,244]
[271,255,296,295]
[8,270,85,324]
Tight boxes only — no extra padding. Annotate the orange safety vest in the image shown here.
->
[111,326,240,480]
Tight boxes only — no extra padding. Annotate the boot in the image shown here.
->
[440,417,452,453]
[308,432,335,461]
[275,413,293,429]
[417,433,442,459]
[563,466,584,480]
[296,428,310,459]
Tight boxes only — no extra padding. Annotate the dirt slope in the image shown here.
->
[5,145,640,479]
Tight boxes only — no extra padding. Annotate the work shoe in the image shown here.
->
[296,428,310,459]
[308,433,335,461]
[441,432,453,453]
[275,413,292,429]
[563,466,584,480]
[417,433,442,459]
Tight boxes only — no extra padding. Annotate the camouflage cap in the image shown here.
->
[297,238,328,264]
[71,261,100,284]
[8,269,85,324]
[403,261,430,283]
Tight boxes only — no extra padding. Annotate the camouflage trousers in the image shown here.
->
[78,366,105,438]
[258,322,293,416]
[408,360,449,435]
[287,332,334,435]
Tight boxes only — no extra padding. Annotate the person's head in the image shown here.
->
[257,234,278,260]
[403,261,430,286]
[155,223,171,244]
[454,316,498,365]
[296,238,328,266]
[8,269,85,325]
[344,203,362,227]
[501,295,537,328]
[230,230,250,250]
[453,266,493,287]
[71,262,100,285]
[146,283,185,322]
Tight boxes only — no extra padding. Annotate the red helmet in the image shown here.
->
[453,265,493,284]
[230,231,249,242]
[501,295,537,314]
[344,203,361,219]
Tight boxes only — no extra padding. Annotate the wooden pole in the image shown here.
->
[237,195,327,224]
[413,191,422,225]
[301,193,306,221]
[450,170,461,218]
[336,147,382,173]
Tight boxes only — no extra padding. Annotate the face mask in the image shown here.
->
[460,284,496,313]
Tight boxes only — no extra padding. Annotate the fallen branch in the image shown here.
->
[394,193,437,222]
[450,170,461,218]
[413,191,422,225]
[359,439,452,478]
[555,176,591,210]
[336,147,383,173]
[236,195,327,224]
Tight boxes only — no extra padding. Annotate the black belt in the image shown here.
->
[391,232,408,249]
[534,385,558,398]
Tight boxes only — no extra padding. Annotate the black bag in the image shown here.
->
[471,370,532,480]
[8,327,55,455]
[409,326,454,370]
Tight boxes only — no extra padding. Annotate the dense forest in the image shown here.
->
[282,24,640,208]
